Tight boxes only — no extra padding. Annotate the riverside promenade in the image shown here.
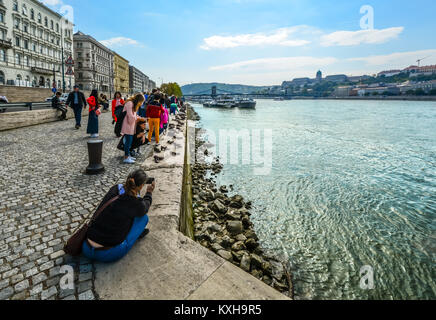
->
[0,110,287,300]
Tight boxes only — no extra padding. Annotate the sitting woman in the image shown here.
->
[82,169,155,263]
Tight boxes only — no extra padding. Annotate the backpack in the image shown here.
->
[114,110,127,137]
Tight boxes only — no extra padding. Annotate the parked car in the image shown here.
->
[46,93,68,103]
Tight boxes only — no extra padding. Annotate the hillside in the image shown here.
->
[181,83,270,95]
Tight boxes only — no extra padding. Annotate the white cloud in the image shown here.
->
[200,26,315,50]
[210,56,338,71]
[348,49,436,67]
[100,37,143,48]
[320,27,404,47]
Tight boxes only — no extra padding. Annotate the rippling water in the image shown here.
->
[192,99,436,300]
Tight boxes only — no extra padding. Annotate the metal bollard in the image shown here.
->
[86,139,105,175]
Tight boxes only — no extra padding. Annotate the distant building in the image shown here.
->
[348,75,371,83]
[334,86,353,96]
[148,79,156,91]
[377,70,402,77]
[291,77,311,87]
[129,65,149,94]
[0,0,74,89]
[113,52,129,94]
[316,70,322,82]
[73,31,113,93]
[325,74,348,83]
[403,65,436,77]
[358,86,400,96]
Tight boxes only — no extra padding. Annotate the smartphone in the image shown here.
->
[146,177,155,184]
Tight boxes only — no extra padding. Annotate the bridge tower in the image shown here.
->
[211,86,217,98]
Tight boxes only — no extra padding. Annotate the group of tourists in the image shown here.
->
[60,87,184,263]
[54,86,183,160]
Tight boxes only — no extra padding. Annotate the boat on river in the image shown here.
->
[235,98,256,109]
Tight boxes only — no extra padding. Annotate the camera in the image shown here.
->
[146,177,155,184]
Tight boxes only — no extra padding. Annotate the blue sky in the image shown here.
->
[42,0,436,86]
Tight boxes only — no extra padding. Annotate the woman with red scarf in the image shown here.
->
[87,90,101,138]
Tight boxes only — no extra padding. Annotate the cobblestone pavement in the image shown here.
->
[0,111,153,300]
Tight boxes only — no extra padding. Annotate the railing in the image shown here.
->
[0,101,56,113]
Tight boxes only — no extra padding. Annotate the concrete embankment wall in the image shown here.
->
[0,108,91,132]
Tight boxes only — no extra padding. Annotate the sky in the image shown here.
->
[41,0,436,86]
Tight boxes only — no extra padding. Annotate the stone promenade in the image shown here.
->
[0,111,153,300]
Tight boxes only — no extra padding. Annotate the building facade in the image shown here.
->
[113,51,129,95]
[0,0,74,90]
[73,31,113,94]
[129,65,149,94]
[148,79,156,91]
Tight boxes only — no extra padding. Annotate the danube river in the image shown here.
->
[192,99,436,300]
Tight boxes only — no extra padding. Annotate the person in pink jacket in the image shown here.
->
[121,93,146,164]
[160,106,169,134]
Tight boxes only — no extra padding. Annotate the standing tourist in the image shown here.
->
[138,93,147,118]
[87,90,102,138]
[111,92,125,124]
[52,91,67,121]
[121,93,146,164]
[66,85,87,129]
[82,169,155,263]
[146,93,166,146]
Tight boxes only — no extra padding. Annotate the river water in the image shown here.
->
[191,99,436,300]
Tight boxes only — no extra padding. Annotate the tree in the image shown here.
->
[160,82,183,97]
[429,89,436,96]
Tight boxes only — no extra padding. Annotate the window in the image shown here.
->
[14,18,20,29]
[56,23,59,32]
[50,20,53,30]
[0,49,5,62]
[37,13,41,24]
[15,36,20,46]
[22,4,27,16]
[15,53,21,65]
[0,71,5,84]
[44,17,48,27]
[24,55,29,66]
[23,23,28,33]
[0,11,4,23]
[30,9,34,20]
[13,1,18,12]
[0,29,4,40]
[24,39,28,49]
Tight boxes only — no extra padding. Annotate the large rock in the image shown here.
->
[200,189,215,202]
[270,261,285,281]
[226,221,243,236]
[219,235,233,248]
[225,211,241,221]
[240,254,251,272]
[250,254,263,269]
[209,199,227,215]
[229,195,244,209]
[245,238,259,251]
[217,250,233,262]
[231,241,246,251]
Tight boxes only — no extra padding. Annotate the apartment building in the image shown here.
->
[0,0,74,90]
[73,31,113,94]
[129,65,149,93]
[113,51,129,95]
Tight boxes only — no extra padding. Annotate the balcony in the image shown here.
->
[0,39,12,49]
[31,67,54,75]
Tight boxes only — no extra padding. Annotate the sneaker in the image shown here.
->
[90,134,99,138]
[138,229,150,239]
[128,156,137,161]
[123,157,135,164]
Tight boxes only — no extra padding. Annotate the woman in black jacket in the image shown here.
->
[82,169,155,263]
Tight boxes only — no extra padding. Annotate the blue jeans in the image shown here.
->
[82,214,149,263]
[72,104,82,126]
[123,135,134,157]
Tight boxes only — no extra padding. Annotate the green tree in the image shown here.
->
[160,82,183,97]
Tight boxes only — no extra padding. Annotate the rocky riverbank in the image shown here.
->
[187,106,294,298]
